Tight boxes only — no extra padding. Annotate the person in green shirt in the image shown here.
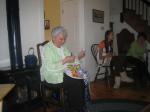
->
[127,32,150,87]
[40,26,86,112]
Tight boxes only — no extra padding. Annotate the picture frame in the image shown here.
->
[44,20,50,30]
[92,9,104,23]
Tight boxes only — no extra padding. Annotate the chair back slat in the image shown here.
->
[91,44,99,65]
[37,41,49,66]
[37,41,49,81]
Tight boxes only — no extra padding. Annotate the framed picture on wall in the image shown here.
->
[44,20,50,30]
[92,9,104,23]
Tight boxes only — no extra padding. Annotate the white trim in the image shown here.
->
[0,59,10,68]
[78,0,85,66]
[39,0,45,42]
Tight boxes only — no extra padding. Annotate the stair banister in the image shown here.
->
[146,5,148,21]
[123,0,126,12]
[123,0,149,23]
[131,0,134,10]
[142,2,144,19]
[139,0,141,15]
[128,0,129,9]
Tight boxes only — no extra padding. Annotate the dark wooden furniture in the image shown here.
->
[0,66,41,112]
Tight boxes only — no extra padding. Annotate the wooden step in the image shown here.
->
[122,11,149,33]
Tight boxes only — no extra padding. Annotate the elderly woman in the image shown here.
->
[40,26,86,112]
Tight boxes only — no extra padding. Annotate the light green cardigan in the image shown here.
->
[40,41,71,84]
[127,40,146,61]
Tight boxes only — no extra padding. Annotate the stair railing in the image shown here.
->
[123,0,150,22]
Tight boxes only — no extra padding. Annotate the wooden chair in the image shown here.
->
[91,44,111,87]
[36,41,64,111]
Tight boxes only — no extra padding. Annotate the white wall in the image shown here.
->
[0,0,44,67]
[84,0,110,81]
[19,0,44,62]
[0,0,10,67]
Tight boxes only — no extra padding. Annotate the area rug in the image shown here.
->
[86,99,150,112]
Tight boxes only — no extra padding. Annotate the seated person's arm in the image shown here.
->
[99,47,104,60]
[78,50,85,60]
[99,47,112,60]
[62,56,75,64]
[128,42,145,61]
[43,47,72,72]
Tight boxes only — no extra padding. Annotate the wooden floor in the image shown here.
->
[90,80,150,102]
[32,80,150,112]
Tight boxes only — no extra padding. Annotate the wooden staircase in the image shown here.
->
[121,0,150,37]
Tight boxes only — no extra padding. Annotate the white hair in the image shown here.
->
[51,26,68,39]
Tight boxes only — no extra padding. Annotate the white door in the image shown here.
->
[61,0,80,56]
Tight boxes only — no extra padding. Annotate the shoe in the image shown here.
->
[120,71,134,83]
[113,76,121,89]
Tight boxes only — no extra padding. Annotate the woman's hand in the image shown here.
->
[62,56,75,64]
[78,50,86,60]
